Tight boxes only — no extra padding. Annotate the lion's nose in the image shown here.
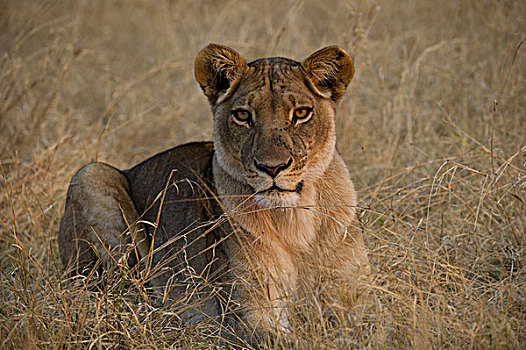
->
[254,158,292,178]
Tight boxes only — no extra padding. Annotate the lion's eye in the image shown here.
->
[231,109,252,126]
[292,107,313,124]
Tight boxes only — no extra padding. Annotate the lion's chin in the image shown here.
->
[254,191,300,209]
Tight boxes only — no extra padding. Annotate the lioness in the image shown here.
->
[59,44,370,343]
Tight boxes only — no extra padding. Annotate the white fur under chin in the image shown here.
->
[254,191,300,209]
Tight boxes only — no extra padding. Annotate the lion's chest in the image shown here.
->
[229,208,320,330]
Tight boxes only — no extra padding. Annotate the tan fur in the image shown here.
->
[59,44,370,343]
[197,44,370,333]
[58,163,149,273]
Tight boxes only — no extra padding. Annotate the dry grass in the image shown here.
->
[1,0,525,348]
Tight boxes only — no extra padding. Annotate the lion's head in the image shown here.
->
[195,44,354,208]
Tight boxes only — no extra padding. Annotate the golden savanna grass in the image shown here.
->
[1,0,525,348]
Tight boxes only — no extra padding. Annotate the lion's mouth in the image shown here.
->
[256,180,304,195]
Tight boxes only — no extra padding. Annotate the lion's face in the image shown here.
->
[195,44,354,208]
[213,59,336,207]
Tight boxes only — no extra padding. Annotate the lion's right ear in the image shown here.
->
[302,46,354,103]
[194,43,248,105]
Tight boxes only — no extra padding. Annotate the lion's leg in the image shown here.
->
[58,162,149,275]
[224,235,297,340]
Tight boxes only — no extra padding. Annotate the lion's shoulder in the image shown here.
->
[125,141,215,215]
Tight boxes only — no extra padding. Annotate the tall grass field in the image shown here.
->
[1,0,525,348]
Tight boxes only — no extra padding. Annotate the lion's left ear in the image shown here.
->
[195,43,248,106]
[302,46,354,102]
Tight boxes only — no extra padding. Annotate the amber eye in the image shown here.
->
[292,107,313,124]
[231,109,252,126]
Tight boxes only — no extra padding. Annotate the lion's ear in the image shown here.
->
[302,46,354,102]
[194,43,248,105]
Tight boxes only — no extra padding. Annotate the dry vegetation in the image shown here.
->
[1,0,525,348]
